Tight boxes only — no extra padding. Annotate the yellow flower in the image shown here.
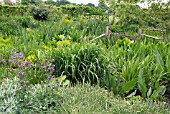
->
[42,45,52,50]
[60,16,73,25]
[26,55,36,63]
[57,40,71,47]
[63,19,73,24]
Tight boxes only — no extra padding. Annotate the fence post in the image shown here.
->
[163,32,166,44]
[105,24,110,38]
[137,29,142,40]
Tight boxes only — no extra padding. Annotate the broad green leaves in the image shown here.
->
[138,69,147,98]
[122,78,137,93]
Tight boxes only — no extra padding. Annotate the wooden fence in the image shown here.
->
[87,25,167,44]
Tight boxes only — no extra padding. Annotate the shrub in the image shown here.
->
[31,7,49,21]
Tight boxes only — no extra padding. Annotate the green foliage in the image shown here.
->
[0,78,19,113]
[52,43,109,85]
[0,37,11,48]
[0,15,33,35]
[31,7,49,21]
[57,84,170,113]
[15,82,62,113]
[1,80,169,113]
[44,0,56,6]
[103,41,170,99]
[21,0,42,5]
[0,77,62,113]
[108,2,170,31]
[0,4,27,16]
[56,0,71,6]
[0,1,170,101]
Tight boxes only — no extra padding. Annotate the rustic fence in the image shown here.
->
[87,25,167,44]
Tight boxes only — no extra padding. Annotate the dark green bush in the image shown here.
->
[31,7,49,21]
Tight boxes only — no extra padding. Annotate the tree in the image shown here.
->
[45,0,56,6]
[21,0,42,5]
[56,0,71,6]
[85,3,95,7]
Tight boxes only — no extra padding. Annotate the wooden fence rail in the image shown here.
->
[88,25,167,44]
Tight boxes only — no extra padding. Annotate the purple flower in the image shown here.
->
[1,55,5,59]
[18,53,23,59]
[12,53,23,59]
[29,64,33,67]
[8,60,11,63]
[11,59,15,63]
[48,67,55,72]
[28,101,33,105]
[18,72,24,76]
[47,75,53,80]
[37,61,44,67]
[2,60,7,65]
[37,61,41,65]
[41,66,46,71]
[24,61,31,66]
[52,59,55,63]
[45,59,49,64]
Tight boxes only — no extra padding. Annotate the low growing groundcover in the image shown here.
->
[0,78,169,113]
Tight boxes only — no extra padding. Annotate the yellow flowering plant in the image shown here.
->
[26,55,36,63]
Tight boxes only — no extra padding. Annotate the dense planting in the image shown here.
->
[0,1,170,113]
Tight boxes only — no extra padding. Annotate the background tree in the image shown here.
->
[98,0,108,8]
[56,0,71,6]
[85,3,95,7]
[21,0,42,5]
[45,0,56,6]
